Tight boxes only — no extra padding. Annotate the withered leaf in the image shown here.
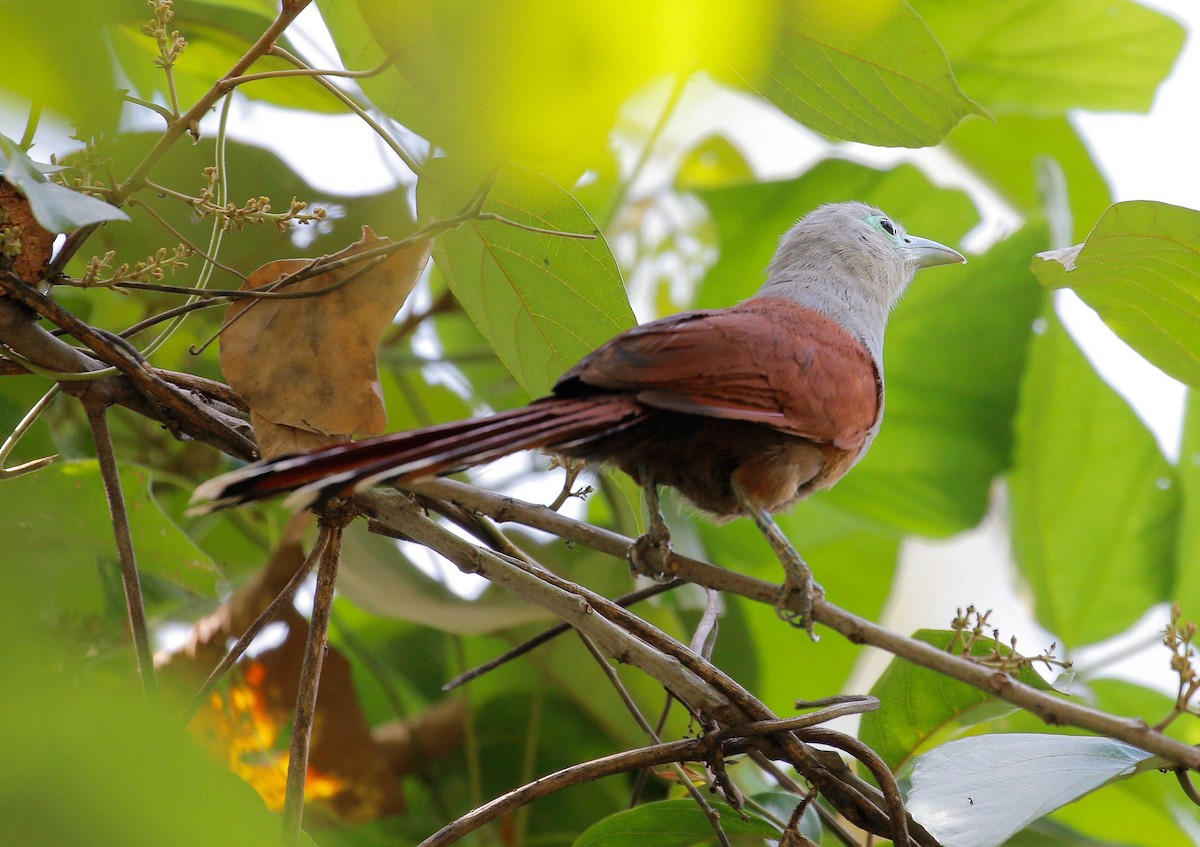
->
[220,228,430,459]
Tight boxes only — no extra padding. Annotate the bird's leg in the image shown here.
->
[628,469,674,581]
[733,484,823,638]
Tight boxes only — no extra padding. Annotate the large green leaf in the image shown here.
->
[946,114,1111,244]
[907,733,1154,847]
[1032,201,1200,388]
[753,0,983,147]
[1175,392,1200,609]
[420,161,634,397]
[859,630,1053,773]
[0,461,221,616]
[0,0,130,133]
[573,799,778,847]
[912,0,1185,114]
[823,225,1045,534]
[0,658,287,847]
[1008,313,1177,647]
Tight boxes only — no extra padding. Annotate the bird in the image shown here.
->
[191,201,965,632]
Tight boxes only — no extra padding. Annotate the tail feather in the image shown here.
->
[190,396,644,513]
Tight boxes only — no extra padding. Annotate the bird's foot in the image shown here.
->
[628,518,675,581]
[775,565,825,639]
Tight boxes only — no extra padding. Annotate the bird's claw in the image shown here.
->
[775,573,824,640]
[628,521,674,581]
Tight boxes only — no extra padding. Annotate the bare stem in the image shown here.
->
[409,476,1200,774]
[281,512,348,845]
[180,531,329,723]
[86,404,156,696]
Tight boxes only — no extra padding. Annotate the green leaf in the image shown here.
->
[907,733,1153,847]
[0,138,129,232]
[945,114,1112,244]
[1032,201,1200,388]
[823,225,1045,534]
[0,460,220,620]
[1175,391,1200,609]
[1008,313,1177,646]
[1001,819,1133,847]
[751,0,983,147]
[420,161,634,397]
[860,629,1053,773]
[573,799,778,847]
[0,0,130,133]
[912,0,1185,114]
[0,661,286,847]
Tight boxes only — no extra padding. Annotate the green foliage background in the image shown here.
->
[1,1,1199,846]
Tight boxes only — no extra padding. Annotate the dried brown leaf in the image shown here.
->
[220,228,430,459]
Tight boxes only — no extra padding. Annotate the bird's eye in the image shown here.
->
[880,218,896,236]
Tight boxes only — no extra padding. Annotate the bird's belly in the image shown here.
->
[558,411,850,519]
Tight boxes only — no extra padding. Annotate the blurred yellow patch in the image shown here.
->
[188,660,345,813]
[363,0,777,169]
[794,0,905,42]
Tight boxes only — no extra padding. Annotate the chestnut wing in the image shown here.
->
[554,297,881,451]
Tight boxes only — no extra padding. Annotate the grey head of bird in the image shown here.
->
[759,201,966,361]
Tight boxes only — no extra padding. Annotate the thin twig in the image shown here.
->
[118,298,229,338]
[220,51,399,88]
[19,104,42,150]
[180,531,329,723]
[410,477,1200,773]
[415,736,755,847]
[1176,769,1200,807]
[86,404,156,696]
[0,384,59,478]
[282,509,349,846]
[799,728,909,847]
[600,73,687,230]
[441,580,684,691]
[269,46,424,176]
[51,0,315,274]
[578,632,734,847]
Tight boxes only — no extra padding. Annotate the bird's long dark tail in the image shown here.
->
[189,395,645,513]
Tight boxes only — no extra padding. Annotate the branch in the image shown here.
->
[356,489,928,844]
[0,275,256,461]
[410,477,1200,773]
[87,404,156,696]
[51,0,315,272]
[417,736,755,847]
[282,507,351,845]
